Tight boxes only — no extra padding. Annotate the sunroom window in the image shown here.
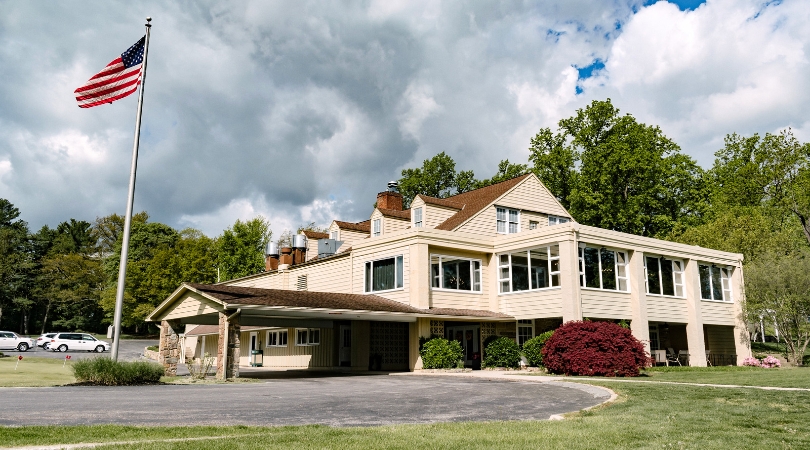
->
[498,245,560,293]
[364,255,404,292]
[645,256,685,297]
[578,245,629,292]
[431,255,482,292]
[699,264,732,302]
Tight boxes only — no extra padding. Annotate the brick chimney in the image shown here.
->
[377,181,403,211]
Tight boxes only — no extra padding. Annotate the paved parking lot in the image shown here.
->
[0,374,610,426]
[14,339,158,361]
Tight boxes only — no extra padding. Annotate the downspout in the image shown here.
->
[222,308,241,379]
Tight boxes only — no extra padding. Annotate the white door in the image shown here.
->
[339,325,351,367]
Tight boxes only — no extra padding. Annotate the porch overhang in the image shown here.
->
[146,283,514,326]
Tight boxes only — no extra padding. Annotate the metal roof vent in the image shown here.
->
[266,241,279,257]
[293,234,307,249]
[387,181,399,192]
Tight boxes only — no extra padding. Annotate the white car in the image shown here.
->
[49,333,109,353]
[36,332,58,349]
[0,331,35,352]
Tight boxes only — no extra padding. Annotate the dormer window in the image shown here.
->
[413,207,423,228]
[497,207,519,234]
[330,231,338,240]
[372,219,381,236]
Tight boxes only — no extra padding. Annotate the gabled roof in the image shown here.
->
[188,283,426,314]
[415,195,464,210]
[377,208,411,220]
[301,230,329,240]
[434,174,532,231]
[334,220,370,233]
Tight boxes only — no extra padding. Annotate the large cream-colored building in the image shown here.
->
[148,174,749,378]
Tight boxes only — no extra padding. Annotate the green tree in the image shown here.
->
[0,199,31,329]
[709,130,810,246]
[39,253,104,332]
[91,212,149,258]
[744,251,810,365]
[217,217,272,281]
[398,152,478,207]
[474,160,528,189]
[528,99,706,237]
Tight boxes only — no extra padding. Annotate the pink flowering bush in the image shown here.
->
[742,357,761,367]
[761,355,782,368]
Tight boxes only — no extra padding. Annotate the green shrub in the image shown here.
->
[484,337,521,368]
[523,330,554,367]
[72,357,164,385]
[146,345,159,352]
[420,338,463,369]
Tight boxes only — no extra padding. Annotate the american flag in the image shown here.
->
[74,36,145,109]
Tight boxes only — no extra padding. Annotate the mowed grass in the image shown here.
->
[639,366,810,388]
[0,356,76,387]
[1,380,809,449]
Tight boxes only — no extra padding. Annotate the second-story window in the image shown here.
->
[414,207,423,228]
[497,207,520,234]
[430,255,482,292]
[498,245,560,293]
[330,231,338,240]
[578,245,629,292]
[372,219,381,236]
[699,264,732,302]
[548,215,570,226]
[645,256,685,297]
[364,255,404,292]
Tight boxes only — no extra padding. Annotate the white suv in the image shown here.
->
[0,331,35,352]
[49,333,109,353]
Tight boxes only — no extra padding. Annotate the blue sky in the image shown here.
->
[1,0,808,237]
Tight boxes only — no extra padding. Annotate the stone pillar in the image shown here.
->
[684,259,707,367]
[559,232,582,323]
[216,311,241,380]
[159,320,182,376]
[628,250,651,355]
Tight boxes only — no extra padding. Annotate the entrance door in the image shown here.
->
[250,332,257,353]
[446,325,480,367]
[339,325,351,367]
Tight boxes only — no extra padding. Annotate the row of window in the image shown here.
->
[408,206,570,232]
[266,328,321,347]
[361,248,734,302]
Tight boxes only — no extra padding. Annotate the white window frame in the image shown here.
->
[497,246,561,294]
[496,207,520,234]
[364,255,405,293]
[517,319,534,347]
[430,255,482,293]
[330,230,338,240]
[372,219,381,236]
[648,324,660,351]
[548,215,570,226]
[578,244,630,292]
[295,328,320,346]
[699,264,733,302]
[413,207,423,228]
[644,255,686,298]
[266,330,288,347]
[529,220,539,230]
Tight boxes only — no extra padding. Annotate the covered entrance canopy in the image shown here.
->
[146,283,513,378]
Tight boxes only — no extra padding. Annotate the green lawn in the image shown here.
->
[1,376,809,449]
[638,366,810,388]
[0,356,76,387]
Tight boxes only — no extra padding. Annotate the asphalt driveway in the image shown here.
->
[20,339,157,361]
[0,374,610,426]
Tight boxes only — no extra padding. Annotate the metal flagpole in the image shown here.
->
[111,17,152,361]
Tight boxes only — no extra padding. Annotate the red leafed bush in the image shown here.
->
[542,321,648,377]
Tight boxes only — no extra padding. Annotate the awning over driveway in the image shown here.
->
[146,283,513,328]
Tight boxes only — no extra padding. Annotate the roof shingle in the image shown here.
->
[434,174,531,231]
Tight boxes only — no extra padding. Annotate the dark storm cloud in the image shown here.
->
[6,1,802,237]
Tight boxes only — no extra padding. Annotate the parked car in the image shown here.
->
[49,333,109,353]
[36,332,58,349]
[0,331,35,352]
